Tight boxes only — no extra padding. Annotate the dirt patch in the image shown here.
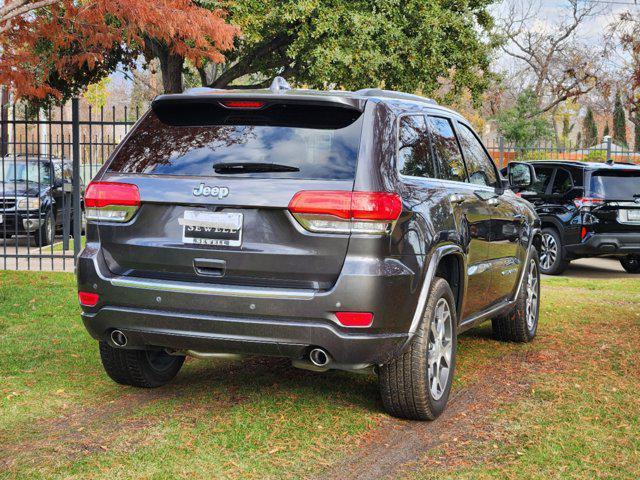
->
[316,348,561,480]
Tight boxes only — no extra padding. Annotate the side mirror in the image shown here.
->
[507,162,537,190]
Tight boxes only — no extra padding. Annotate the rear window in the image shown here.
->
[108,102,364,180]
[588,169,640,200]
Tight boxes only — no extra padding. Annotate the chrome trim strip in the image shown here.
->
[109,276,316,300]
[458,299,512,327]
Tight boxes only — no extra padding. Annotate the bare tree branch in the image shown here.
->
[0,0,58,32]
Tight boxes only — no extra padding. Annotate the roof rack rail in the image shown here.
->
[354,88,437,105]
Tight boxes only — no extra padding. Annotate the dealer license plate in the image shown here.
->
[179,211,243,247]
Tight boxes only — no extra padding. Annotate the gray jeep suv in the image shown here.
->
[77,80,542,420]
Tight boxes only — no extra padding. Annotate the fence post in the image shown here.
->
[605,135,612,164]
[498,137,505,168]
[72,98,82,260]
[0,87,8,158]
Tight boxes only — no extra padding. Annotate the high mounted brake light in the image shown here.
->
[220,100,266,109]
[288,191,402,234]
[85,181,140,222]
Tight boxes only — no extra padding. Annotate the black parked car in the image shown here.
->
[1,155,84,246]
[511,161,640,275]
[77,79,542,420]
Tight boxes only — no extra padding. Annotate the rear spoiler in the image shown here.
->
[152,92,366,113]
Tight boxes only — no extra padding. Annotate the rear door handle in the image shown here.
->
[449,193,465,205]
[193,258,226,277]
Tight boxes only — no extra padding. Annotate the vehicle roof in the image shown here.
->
[528,160,640,171]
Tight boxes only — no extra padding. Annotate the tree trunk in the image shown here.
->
[144,37,184,94]
[159,52,183,93]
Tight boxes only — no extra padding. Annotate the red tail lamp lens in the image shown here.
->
[78,291,99,307]
[288,191,402,234]
[85,182,140,222]
[335,312,374,327]
[220,100,266,109]
[85,182,140,208]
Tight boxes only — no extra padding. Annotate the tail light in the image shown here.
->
[581,226,589,240]
[288,191,402,234]
[85,181,140,222]
[573,197,604,209]
[78,291,99,307]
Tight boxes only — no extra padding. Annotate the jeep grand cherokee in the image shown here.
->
[77,79,542,420]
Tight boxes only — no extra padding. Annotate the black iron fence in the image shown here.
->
[1,95,638,272]
[0,98,138,271]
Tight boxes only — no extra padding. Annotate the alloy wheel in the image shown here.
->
[540,233,557,270]
[427,298,453,401]
[525,259,540,333]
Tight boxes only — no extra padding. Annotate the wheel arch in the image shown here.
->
[434,252,465,323]
[540,217,565,242]
[405,243,465,343]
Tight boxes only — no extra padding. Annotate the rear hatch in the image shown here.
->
[585,168,640,234]
[94,96,365,290]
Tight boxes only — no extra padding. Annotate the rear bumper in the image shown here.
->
[77,244,419,367]
[565,232,640,256]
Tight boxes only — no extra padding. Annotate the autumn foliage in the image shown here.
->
[0,0,239,100]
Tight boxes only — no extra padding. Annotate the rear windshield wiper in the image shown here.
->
[213,162,300,174]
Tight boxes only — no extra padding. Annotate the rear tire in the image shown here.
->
[99,341,185,388]
[492,250,540,343]
[378,277,457,421]
[539,228,568,275]
[620,255,640,274]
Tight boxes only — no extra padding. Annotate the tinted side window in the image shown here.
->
[398,115,435,178]
[456,123,498,187]
[531,166,553,195]
[428,117,467,182]
[551,168,573,195]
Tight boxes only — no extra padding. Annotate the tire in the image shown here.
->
[492,250,540,343]
[619,255,640,274]
[34,211,55,247]
[539,227,568,275]
[378,277,457,421]
[99,341,185,388]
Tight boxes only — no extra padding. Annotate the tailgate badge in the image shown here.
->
[193,183,229,199]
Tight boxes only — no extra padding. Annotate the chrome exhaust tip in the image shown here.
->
[110,329,127,347]
[309,348,330,367]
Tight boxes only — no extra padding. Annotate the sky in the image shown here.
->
[491,0,637,71]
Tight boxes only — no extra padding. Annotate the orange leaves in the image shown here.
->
[0,0,240,100]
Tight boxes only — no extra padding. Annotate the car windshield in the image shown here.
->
[588,169,640,201]
[0,159,52,184]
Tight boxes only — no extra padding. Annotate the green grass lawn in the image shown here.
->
[52,236,86,252]
[0,271,638,479]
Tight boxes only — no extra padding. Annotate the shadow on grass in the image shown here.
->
[116,354,382,415]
